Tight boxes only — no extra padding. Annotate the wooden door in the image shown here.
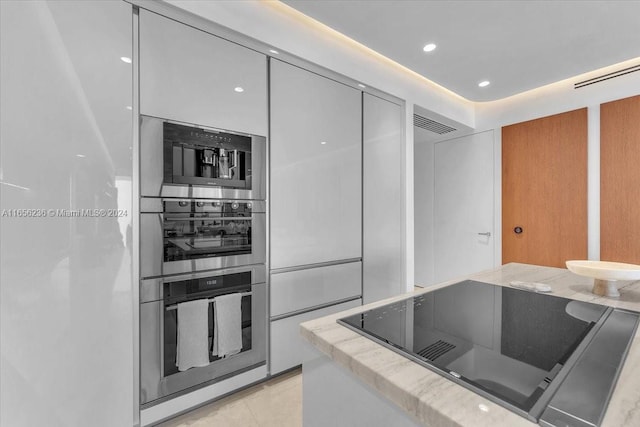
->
[601,95,640,264]
[502,108,588,267]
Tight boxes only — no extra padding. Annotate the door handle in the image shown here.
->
[477,232,491,237]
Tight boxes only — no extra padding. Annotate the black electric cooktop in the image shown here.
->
[338,280,640,426]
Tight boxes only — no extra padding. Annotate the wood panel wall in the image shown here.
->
[502,108,588,267]
[601,95,640,264]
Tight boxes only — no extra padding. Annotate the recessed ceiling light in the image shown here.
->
[478,80,491,87]
[422,43,437,52]
[120,56,132,64]
[358,83,366,88]
[125,106,132,110]
[320,141,327,145]
[234,87,244,93]
[76,154,86,158]
[269,49,279,54]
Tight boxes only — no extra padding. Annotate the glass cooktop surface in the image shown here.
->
[338,280,615,420]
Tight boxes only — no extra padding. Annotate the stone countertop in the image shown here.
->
[299,263,640,427]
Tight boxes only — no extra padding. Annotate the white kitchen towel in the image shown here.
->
[176,299,210,372]
[212,293,243,358]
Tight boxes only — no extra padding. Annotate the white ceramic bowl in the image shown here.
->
[566,260,640,297]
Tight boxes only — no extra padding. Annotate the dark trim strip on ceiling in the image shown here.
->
[574,64,640,89]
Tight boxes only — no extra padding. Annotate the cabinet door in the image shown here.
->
[270,299,361,375]
[139,10,267,136]
[270,262,361,317]
[363,94,404,303]
[270,60,362,269]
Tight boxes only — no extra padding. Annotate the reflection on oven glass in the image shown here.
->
[163,200,253,261]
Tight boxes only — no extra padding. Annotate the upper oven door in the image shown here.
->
[140,115,266,200]
[141,198,266,278]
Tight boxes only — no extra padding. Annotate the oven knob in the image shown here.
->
[246,203,252,209]
[196,201,205,207]
[212,202,221,207]
[231,202,239,210]
[178,201,188,207]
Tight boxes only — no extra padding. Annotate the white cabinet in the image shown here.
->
[139,10,267,136]
[270,299,361,375]
[363,94,404,303]
[270,262,361,317]
[270,59,362,269]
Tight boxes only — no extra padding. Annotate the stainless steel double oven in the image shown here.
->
[139,116,267,408]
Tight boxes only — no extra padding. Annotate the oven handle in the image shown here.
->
[165,291,252,311]
[164,216,253,222]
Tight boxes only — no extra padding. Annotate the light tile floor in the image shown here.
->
[158,368,302,427]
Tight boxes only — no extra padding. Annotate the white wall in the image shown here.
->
[475,59,640,264]
[0,2,135,426]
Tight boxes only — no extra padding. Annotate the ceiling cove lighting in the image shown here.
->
[234,87,244,93]
[120,56,132,64]
[265,2,466,102]
[422,43,437,52]
[478,80,491,87]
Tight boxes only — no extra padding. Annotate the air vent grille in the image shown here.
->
[417,340,456,361]
[574,64,640,89]
[413,114,457,135]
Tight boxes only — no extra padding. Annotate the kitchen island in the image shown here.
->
[299,263,640,427]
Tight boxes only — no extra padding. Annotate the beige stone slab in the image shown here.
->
[300,263,640,427]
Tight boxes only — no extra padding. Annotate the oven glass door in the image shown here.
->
[140,267,267,407]
[141,199,266,278]
[164,201,253,261]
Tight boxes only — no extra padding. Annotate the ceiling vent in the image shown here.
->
[413,114,457,135]
[574,64,640,89]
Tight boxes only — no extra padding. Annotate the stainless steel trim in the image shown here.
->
[165,291,253,311]
[265,55,272,376]
[270,295,362,322]
[141,198,266,213]
[528,307,613,420]
[132,5,141,425]
[140,362,267,411]
[540,308,640,427]
[141,265,267,304]
[270,258,362,275]
[140,212,164,278]
[163,216,255,222]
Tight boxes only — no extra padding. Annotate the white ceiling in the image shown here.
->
[282,0,640,102]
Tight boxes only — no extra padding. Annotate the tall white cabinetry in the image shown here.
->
[139,10,267,136]
[269,59,363,374]
[363,94,404,303]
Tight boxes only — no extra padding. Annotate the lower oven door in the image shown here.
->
[140,265,267,407]
[141,199,266,278]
